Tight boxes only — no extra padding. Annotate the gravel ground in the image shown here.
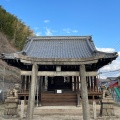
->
[0,103,120,120]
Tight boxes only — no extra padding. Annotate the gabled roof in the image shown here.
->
[0,36,118,70]
[19,36,117,59]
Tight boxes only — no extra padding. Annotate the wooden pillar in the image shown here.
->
[86,76,88,90]
[45,76,48,91]
[21,75,24,93]
[26,63,38,120]
[92,76,94,91]
[91,76,93,91]
[80,65,90,120]
[87,76,90,91]
[26,76,29,91]
[95,76,98,92]
[69,76,72,90]
[39,76,42,106]
[24,76,27,104]
[72,76,74,91]
[77,76,80,107]
[42,76,45,91]
[77,76,79,91]
[28,75,31,90]
[79,76,81,90]
[94,76,96,91]
[36,76,39,107]
[23,76,25,92]
[89,76,91,91]
[24,76,27,91]
[74,76,76,91]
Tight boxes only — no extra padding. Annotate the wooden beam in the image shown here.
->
[18,54,104,65]
[26,64,38,120]
[20,59,98,65]
[80,64,90,120]
[21,71,97,76]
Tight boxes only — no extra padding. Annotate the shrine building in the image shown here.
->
[0,36,118,120]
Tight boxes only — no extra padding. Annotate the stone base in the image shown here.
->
[102,108,114,116]
[3,114,19,119]
[100,96,114,116]
[4,108,18,115]
[4,98,19,117]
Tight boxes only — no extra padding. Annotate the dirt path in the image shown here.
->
[0,103,120,120]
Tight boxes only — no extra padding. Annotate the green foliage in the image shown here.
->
[0,5,34,50]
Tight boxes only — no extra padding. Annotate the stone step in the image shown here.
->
[33,106,83,115]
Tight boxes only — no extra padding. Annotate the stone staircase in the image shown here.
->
[41,93,77,106]
[34,106,82,115]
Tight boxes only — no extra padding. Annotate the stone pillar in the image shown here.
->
[93,100,97,119]
[100,96,114,116]
[26,63,38,120]
[80,65,90,120]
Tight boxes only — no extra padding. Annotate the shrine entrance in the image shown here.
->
[48,76,72,91]
[41,76,76,106]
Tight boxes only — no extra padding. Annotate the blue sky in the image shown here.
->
[1,0,120,78]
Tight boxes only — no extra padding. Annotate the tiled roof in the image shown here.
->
[0,36,118,61]
[22,36,98,59]
[21,36,117,59]
[0,36,118,70]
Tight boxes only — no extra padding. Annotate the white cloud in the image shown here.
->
[100,59,120,72]
[44,27,57,36]
[44,20,50,23]
[118,51,120,56]
[33,27,42,36]
[45,28,53,36]
[72,30,78,33]
[63,28,78,34]
[96,47,115,53]
[36,32,42,36]
[97,47,120,78]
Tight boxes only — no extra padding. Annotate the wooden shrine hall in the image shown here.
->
[0,36,118,120]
